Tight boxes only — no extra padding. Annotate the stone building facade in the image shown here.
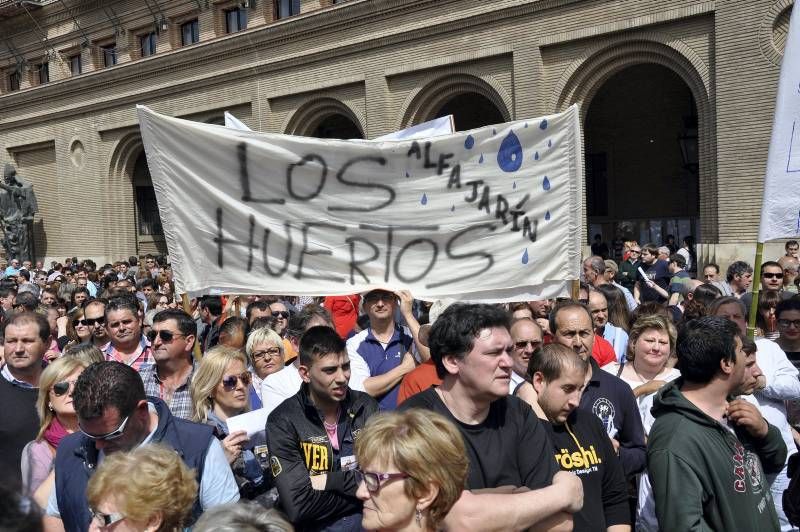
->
[0,0,795,269]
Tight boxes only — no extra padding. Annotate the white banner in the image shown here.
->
[759,4,800,242]
[224,111,251,131]
[137,105,583,301]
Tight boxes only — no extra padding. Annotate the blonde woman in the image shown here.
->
[191,346,273,502]
[21,356,89,495]
[355,409,468,532]
[245,326,286,407]
[87,444,197,532]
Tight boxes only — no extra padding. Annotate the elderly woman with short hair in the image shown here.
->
[245,326,285,408]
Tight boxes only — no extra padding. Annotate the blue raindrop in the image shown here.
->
[492,128,496,136]
[464,135,474,149]
[405,171,409,178]
[497,131,523,172]
[524,122,529,128]
[543,176,551,191]
[548,139,552,148]
[420,193,428,205]
[534,151,539,161]
[479,154,484,163]
[512,181,517,189]
[539,119,548,130]
[545,210,551,221]
[521,249,529,264]
[450,204,455,212]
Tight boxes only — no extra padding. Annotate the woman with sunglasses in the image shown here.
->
[59,307,93,351]
[87,444,197,532]
[190,346,273,503]
[20,356,90,496]
[355,409,468,532]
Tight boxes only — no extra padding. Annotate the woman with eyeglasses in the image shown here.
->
[147,292,171,313]
[354,409,468,532]
[87,444,197,532]
[190,346,274,503]
[20,356,90,496]
[245,326,286,408]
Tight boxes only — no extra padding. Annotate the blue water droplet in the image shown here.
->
[405,171,409,178]
[512,181,517,189]
[534,151,539,161]
[493,128,497,136]
[545,210,551,221]
[479,154,484,163]
[543,176,551,191]
[450,204,455,212]
[524,122,529,128]
[496,131,523,172]
[548,139,552,148]
[464,135,474,149]
[420,193,428,205]
[539,119,548,130]
[521,249,529,264]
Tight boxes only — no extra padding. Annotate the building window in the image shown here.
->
[36,62,49,85]
[136,186,163,235]
[274,0,300,18]
[181,19,199,46]
[8,70,20,91]
[140,32,157,57]
[69,54,82,76]
[225,7,247,33]
[101,45,117,67]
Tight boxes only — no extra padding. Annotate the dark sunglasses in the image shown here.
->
[271,311,290,319]
[514,340,542,350]
[89,508,126,527]
[80,415,129,441]
[763,272,784,279]
[222,372,251,391]
[355,469,410,493]
[146,329,186,343]
[79,316,105,327]
[52,380,77,397]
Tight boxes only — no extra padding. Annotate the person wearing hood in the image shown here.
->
[648,316,787,531]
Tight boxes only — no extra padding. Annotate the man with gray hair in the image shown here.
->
[583,255,637,310]
[726,260,754,299]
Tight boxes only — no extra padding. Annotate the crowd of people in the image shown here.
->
[1,240,800,531]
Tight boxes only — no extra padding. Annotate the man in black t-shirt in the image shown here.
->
[401,303,582,531]
[530,343,630,532]
[634,243,670,304]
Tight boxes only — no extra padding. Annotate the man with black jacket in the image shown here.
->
[267,326,379,532]
[530,343,630,532]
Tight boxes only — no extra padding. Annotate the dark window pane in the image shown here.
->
[37,63,49,84]
[586,153,609,216]
[135,186,163,235]
[181,19,199,45]
[140,32,156,57]
[276,0,300,18]
[225,8,247,33]
[9,71,20,91]
[70,54,82,75]
[102,46,117,67]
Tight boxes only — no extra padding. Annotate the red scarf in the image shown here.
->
[43,416,70,449]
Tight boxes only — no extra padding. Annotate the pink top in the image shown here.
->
[20,439,54,495]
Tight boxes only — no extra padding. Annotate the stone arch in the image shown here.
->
[108,131,144,184]
[399,72,512,131]
[552,34,717,242]
[283,97,365,138]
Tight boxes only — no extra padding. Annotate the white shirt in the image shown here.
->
[261,363,303,418]
[508,371,526,395]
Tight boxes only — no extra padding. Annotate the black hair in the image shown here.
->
[669,254,686,269]
[245,300,271,321]
[219,316,249,340]
[548,301,592,336]
[14,292,38,312]
[72,361,146,420]
[0,485,42,531]
[284,304,332,339]
[4,311,50,341]
[726,261,753,283]
[526,343,587,382]
[199,295,222,317]
[777,297,800,318]
[153,308,197,337]
[105,294,140,316]
[298,325,346,366]
[137,278,156,290]
[675,316,740,384]
[761,261,783,274]
[428,303,510,380]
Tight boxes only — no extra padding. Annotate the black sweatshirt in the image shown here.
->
[544,409,630,532]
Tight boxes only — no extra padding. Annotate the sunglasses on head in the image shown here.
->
[80,415,129,442]
[146,329,185,343]
[52,380,76,397]
[222,372,251,391]
[271,311,290,319]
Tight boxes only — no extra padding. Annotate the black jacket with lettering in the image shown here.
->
[266,383,379,531]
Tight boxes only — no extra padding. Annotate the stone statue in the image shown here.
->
[0,163,38,262]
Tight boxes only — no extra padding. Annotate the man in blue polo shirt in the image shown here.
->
[346,289,417,410]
